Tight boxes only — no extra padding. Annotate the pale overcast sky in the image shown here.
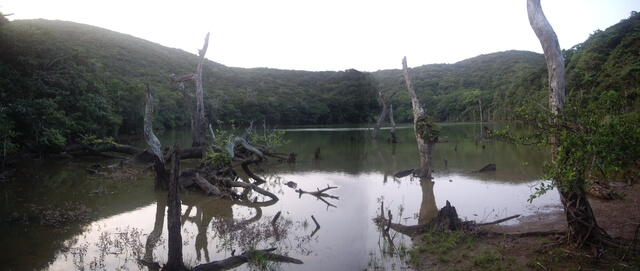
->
[2,0,639,72]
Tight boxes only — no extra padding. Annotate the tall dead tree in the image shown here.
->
[170,33,210,147]
[527,0,613,248]
[371,89,400,139]
[402,57,439,178]
[163,147,188,271]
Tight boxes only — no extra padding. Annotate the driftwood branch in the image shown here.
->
[191,248,303,271]
[296,185,339,209]
[476,214,521,226]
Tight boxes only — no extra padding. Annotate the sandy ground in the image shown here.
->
[410,182,640,270]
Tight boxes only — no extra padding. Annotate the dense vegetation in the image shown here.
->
[524,10,640,201]
[372,50,547,122]
[1,11,639,156]
[0,16,379,153]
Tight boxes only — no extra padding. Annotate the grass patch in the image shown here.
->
[410,229,474,267]
[410,229,524,270]
[419,229,474,254]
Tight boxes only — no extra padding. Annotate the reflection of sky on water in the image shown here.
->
[42,124,563,270]
[47,169,560,270]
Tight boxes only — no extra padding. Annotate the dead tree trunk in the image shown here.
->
[144,85,169,190]
[387,104,398,143]
[372,90,400,139]
[193,33,209,148]
[402,57,439,178]
[163,147,188,271]
[170,33,210,148]
[527,0,613,248]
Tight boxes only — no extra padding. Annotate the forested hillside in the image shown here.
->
[0,17,379,152]
[372,50,548,122]
[564,11,640,111]
[1,11,638,154]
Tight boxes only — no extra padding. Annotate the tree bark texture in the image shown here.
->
[192,33,210,148]
[527,0,565,115]
[402,57,436,178]
[144,85,163,163]
[170,33,210,148]
[527,0,610,248]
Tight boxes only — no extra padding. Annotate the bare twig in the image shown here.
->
[271,211,281,225]
[310,215,321,237]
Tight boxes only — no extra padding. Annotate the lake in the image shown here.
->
[0,123,562,270]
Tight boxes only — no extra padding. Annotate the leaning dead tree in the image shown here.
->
[402,57,440,178]
[527,0,615,248]
[371,89,400,140]
[170,33,210,148]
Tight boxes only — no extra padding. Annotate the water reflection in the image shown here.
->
[419,179,438,224]
[0,123,563,270]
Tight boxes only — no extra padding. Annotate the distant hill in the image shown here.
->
[1,11,638,152]
[371,50,547,122]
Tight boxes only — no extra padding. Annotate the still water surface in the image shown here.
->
[0,123,561,270]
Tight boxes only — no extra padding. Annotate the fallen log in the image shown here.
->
[190,248,303,271]
[473,163,496,173]
[476,214,521,226]
[374,200,521,237]
[394,168,415,178]
[194,173,221,196]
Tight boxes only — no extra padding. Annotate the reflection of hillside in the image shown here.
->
[0,173,158,271]
[271,124,548,184]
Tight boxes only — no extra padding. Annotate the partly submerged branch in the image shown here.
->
[296,185,339,209]
[191,248,303,271]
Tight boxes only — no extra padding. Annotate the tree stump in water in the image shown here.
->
[433,200,463,231]
[374,200,463,236]
[287,153,297,163]
[387,131,399,144]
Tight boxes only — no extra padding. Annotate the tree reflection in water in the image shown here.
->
[139,181,316,270]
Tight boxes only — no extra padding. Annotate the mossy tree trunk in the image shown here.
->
[402,57,439,178]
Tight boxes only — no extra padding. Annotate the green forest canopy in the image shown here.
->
[0,11,639,153]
